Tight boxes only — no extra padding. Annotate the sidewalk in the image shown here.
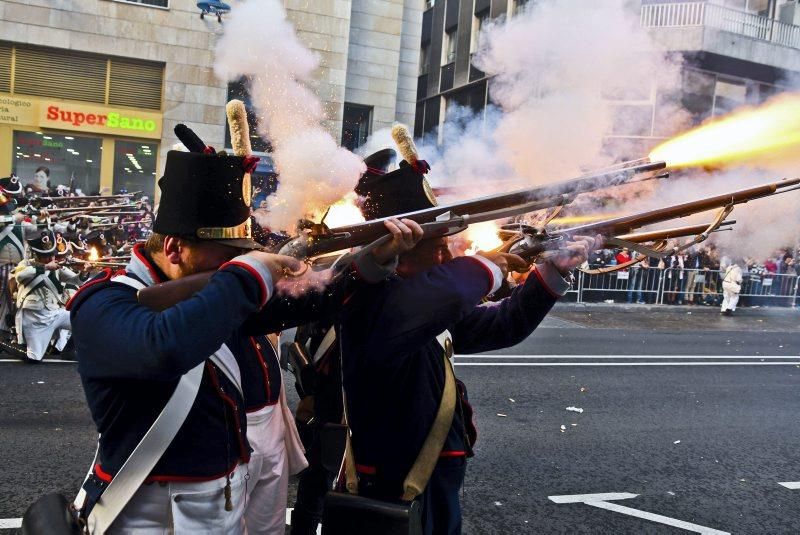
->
[550,301,800,333]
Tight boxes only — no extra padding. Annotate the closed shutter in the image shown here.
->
[108,58,163,110]
[14,45,106,103]
[0,44,11,93]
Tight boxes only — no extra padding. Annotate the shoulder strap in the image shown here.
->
[87,362,205,534]
[401,331,456,501]
[17,273,46,304]
[341,330,457,502]
[313,327,337,364]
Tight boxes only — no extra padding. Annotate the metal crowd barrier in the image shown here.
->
[570,267,799,307]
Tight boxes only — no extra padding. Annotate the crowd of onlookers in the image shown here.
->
[581,243,800,307]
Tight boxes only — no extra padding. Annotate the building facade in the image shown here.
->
[0,0,423,199]
[416,0,800,156]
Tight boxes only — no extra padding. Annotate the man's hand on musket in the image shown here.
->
[550,234,603,275]
[481,251,529,280]
[372,218,424,264]
[244,251,310,283]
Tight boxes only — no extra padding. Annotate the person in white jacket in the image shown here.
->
[721,260,743,315]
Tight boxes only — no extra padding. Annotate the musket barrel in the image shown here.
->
[616,221,735,243]
[562,178,800,237]
[286,159,666,257]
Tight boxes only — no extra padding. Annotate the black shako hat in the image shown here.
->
[354,157,437,221]
[153,150,259,250]
[29,230,56,255]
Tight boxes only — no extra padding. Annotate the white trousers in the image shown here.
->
[244,404,288,535]
[106,463,248,534]
[721,289,740,312]
[17,307,71,360]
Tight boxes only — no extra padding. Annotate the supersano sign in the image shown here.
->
[39,101,162,139]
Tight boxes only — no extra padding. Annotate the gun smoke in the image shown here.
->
[214,0,364,232]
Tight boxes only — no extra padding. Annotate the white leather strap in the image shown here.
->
[312,327,336,364]
[110,275,146,291]
[210,344,243,397]
[87,362,205,534]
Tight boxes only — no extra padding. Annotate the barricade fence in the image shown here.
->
[560,267,799,307]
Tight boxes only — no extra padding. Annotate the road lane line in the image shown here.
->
[549,492,638,503]
[0,518,21,529]
[455,355,799,359]
[778,482,800,489]
[587,500,729,535]
[549,493,729,534]
[0,359,75,363]
[455,362,800,366]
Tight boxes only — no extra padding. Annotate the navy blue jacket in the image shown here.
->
[341,257,569,497]
[70,245,394,488]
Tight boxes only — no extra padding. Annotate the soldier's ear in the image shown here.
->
[163,235,183,265]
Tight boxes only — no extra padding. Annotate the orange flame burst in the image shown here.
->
[321,192,365,229]
[464,222,503,255]
[649,93,800,168]
[89,247,99,262]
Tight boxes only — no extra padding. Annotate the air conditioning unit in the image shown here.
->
[779,0,800,26]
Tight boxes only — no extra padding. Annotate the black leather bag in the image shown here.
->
[21,493,82,535]
[322,491,422,535]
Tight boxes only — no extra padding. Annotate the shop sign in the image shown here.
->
[0,96,37,126]
[39,101,162,140]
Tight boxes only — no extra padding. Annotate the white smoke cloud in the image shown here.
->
[214,0,364,232]
[407,0,684,200]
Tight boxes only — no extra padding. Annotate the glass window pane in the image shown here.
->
[113,140,158,198]
[12,131,101,195]
[341,104,372,151]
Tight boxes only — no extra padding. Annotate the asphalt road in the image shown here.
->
[1,303,798,534]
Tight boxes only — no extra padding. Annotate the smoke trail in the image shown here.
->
[214,0,364,232]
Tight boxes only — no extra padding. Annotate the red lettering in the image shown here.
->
[59,110,71,123]
[46,106,58,121]
[73,112,85,127]
[86,114,96,125]
[98,114,107,126]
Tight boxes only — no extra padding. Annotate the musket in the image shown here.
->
[278,159,667,258]
[501,178,800,272]
[38,192,142,204]
[44,204,141,214]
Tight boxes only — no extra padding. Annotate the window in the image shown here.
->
[512,0,531,17]
[13,131,102,195]
[442,28,457,66]
[425,0,436,7]
[713,78,747,115]
[419,44,430,75]
[226,79,271,153]
[111,0,169,8]
[113,140,158,198]
[341,104,372,151]
[471,11,489,54]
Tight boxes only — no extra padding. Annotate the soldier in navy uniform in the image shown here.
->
[67,141,422,532]
[338,131,599,534]
[290,147,398,535]
[13,230,80,362]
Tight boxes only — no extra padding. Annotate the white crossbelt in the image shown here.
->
[76,274,242,533]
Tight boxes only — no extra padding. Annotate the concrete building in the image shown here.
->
[416,0,800,156]
[0,0,423,198]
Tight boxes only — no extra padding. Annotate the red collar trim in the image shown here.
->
[132,243,164,284]
[365,166,386,176]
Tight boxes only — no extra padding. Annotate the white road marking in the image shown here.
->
[778,481,800,489]
[0,518,21,529]
[454,355,799,359]
[1,508,316,531]
[549,493,730,534]
[456,362,800,366]
[0,359,75,363]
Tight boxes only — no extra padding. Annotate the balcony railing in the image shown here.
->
[641,1,800,49]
